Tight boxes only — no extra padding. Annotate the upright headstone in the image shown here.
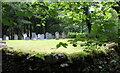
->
[40,34,44,40]
[6,36,9,40]
[62,32,66,39]
[25,37,30,40]
[46,32,49,39]
[3,35,6,40]
[31,32,37,40]
[14,34,18,40]
[55,32,59,40]
[23,33,27,40]
[49,33,52,39]
[38,34,41,39]
[52,35,55,39]
[0,38,2,42]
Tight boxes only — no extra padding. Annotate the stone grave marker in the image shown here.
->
[6,36,9,40]
[49,33,52,39]
[23,33,27,40]
[14,34,18,40]
[40,34,44,40]
[31,32,37,40]
[46,32,49,39]
[3,35,6,40]
[38,34,40,39]
[62,32,66,39]
[52,35,55,39]
[25,37,30,40]
[55,32,59,40]
[0,38,2,42]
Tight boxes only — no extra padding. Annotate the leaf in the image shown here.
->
[35,54,45,60]
[56,44,61,48]
[25,11,33,18]
[36,24,40,27]
[16,11,25,16]
[76,35,80,38]
[2,18,11,26]
[42,23,45,26]
[56,42,68,48]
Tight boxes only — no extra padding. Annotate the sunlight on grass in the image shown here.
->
[4,39,84,55]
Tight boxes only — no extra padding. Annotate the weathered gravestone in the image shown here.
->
[49,33,52,39]
[62,32,66,39]
[46,32,49,39]
[55,32,59,40]
[52,35,55,39]
[23,33,27,40]
[38,34,44,40]
[14,35,18,40]
[31,32,37,40]
[40,34,44,40]
[25,37,30,40]
[3,35,6,40]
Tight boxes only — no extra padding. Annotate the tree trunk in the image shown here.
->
[84,6,92,33]
[30,24,32,38]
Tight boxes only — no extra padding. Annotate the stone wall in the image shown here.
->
[2,49,120,73]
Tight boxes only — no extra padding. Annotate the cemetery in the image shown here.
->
[0,2,120,73]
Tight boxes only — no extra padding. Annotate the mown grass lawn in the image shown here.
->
[4,39,86,55]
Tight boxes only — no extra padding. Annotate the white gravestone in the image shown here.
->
[38,34,41,39]
[6,36,9,40]
[23,33,27,40]
[62,32,66,39]
[55,32,59,40]
[0,38,2,42]
[31,32,37,40]
[46,32,49,39]
[25,37,30,40]
[14,34,18,40]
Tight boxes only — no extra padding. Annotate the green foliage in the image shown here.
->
[56,42,68,48]
[34,54,45,60]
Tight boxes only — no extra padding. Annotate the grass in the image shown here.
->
[3,39,107,62]
[4,39,85,55]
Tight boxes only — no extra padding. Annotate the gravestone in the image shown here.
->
[25,37,30,40]
[55,32,59,40]
[46,32,49,39]
[52,35,55,39]
[38,34,41,39]
[0,38,2,42]
[3,35,6,40]
[31,32,37,40]
[6,36,9,40]
[23,33,27,40]
[40,34,44,40]
[62,32,66,39]
[14,34,18,40]
[49,33,52,39]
